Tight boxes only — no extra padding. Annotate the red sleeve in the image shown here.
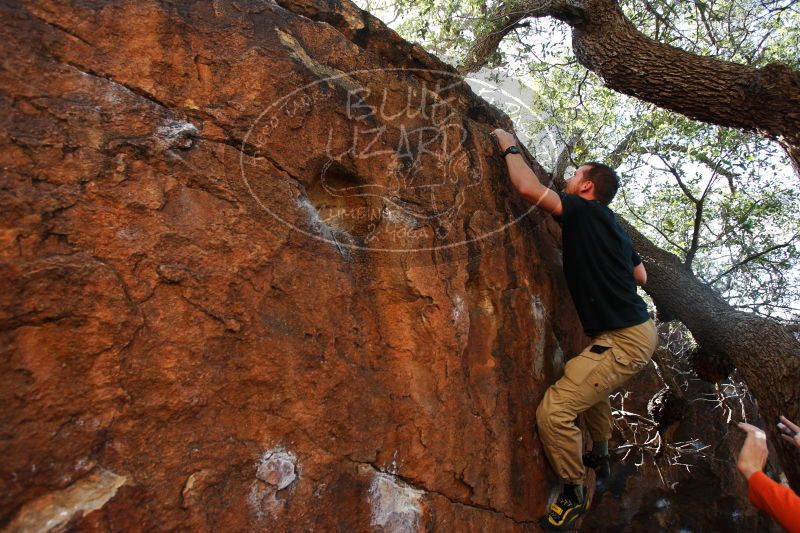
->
[748,471,800,533]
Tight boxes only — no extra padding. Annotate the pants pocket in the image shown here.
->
[613,350,647,372]
[563,339,613,386]
[612,349,631,366]
[563,353,604,385]
[591,345,650,393]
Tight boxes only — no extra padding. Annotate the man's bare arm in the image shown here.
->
[492,129,562,216]
[633,262,647,286]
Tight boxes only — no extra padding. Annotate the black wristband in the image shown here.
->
[502,145,521,157]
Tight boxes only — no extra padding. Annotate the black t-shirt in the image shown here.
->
[554,192,650,335]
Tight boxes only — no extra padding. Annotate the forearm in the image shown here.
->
[492,129,562,214]
[633,263,647,286]
[505,153,547,198]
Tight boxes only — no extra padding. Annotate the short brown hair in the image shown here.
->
[582,162,619,205]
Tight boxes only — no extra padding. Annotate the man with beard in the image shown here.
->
[492,128,656,530]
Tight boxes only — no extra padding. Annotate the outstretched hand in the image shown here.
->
[779,415,800,449]
[737,422,769,480]
[490,128,516,151]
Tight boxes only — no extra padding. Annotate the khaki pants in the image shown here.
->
[536,319,657,484]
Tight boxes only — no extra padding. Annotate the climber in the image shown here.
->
[491,129,656,530]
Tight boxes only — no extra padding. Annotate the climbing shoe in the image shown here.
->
[583,452,611,479]
[539,489,589,531]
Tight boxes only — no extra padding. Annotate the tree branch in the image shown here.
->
[619,188,689,255]
[620,216,800,489]
[658,154,699,204]
[648,142,741,193]
[458,0,585,73]
[707,236,799,285]
[551,132,582,185]
[572,0,800,167]
[460,0,800,170]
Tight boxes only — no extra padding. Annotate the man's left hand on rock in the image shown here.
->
[491,128,517,151]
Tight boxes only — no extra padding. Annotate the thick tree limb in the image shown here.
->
[621,217,800,491]
[572,0,800,169]
[458,0,585,73]
[462,0,800,170]
[459,12,526,74]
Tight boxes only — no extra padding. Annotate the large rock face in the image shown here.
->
[0,0,584,530]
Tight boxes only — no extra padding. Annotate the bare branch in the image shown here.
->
[657,154,699,205]
[707,235,799,285]
[458,0,585,73]
[619,188,689,254]
[552,132,582,185]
